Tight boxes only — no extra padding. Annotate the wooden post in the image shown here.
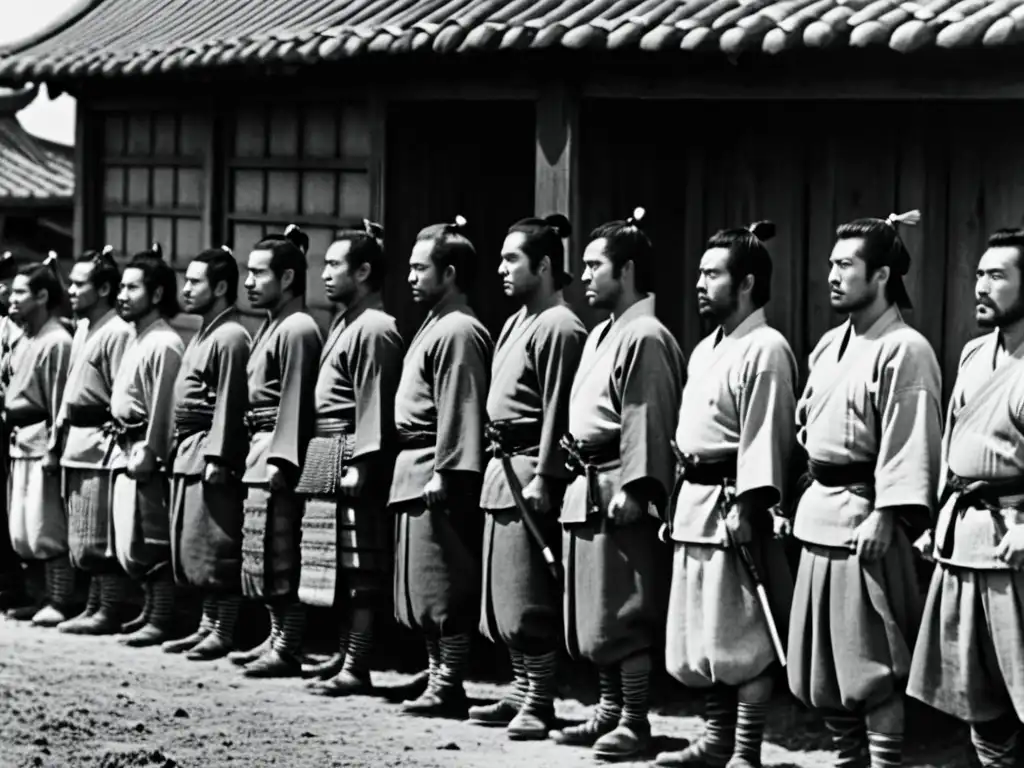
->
[368,94,387,227]
[72,106,91,256]
[535,82,578,260]
[535,81,590,324]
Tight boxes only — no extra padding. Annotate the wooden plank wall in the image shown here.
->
[383,101,536,344]
[577,99,1024,399]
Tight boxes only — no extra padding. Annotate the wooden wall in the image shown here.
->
[93,99,377,339]
[384,101,536,343]
[578,99,1024,398]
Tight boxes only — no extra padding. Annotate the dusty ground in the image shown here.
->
[0,618,978,768]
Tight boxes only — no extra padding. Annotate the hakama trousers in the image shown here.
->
[111,470,171,581]
[65,468,117,573]
[665,538,793,688]
[9,456,67,560]
[908,564,1024,724]
[392,497,482,637]
[563,515,666,667]
[169,474,243,592]
[787,528,921,713]
[479,506,561,654]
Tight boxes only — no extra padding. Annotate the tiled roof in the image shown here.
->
[0,0,1021,81]
[0,86,73,203]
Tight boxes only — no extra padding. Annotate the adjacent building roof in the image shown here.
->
[0,0,1019,81]
[0,86,73,204]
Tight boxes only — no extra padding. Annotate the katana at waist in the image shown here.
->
[561,435,620,475]
[486,418,542,457]
[64,403,112,428]
[104,418,147,444]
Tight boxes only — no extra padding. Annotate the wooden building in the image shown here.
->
[0,0,1020,387]
[0,85,73,262]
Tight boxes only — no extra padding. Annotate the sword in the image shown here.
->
[721,487,787,667]
[485,423,561,583]
[559,433,608,533]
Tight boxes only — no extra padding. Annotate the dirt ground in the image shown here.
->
[0,619,979,768]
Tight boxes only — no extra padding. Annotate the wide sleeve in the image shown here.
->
[874,339,944,511]
[43,335,72,437]
[267,323,322,475]
[205,329,251,471]
[143,341,184,465]
[736,342,798,505]
[103,325,131,389]
[616,326,686,511]
[531,315,585,481]
[431,321,492,475]
[349,320,404,461]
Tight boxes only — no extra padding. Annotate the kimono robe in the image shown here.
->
[5,317,72,560]
[666,308,797,688]
[561,296,684,667]
[389,293,493,637]
[788,305,942,713]
[109,317,184,582]
[479,299,585,653]
[909,331,1024,724]
[53,310,132,571]
[295,293,403,609]
[169,308,251,592]
[240,297,321,600]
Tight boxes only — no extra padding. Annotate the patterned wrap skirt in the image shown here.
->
[479,506,562,654]
[169,474,243,592]
[295,429,391,609]
[8,456,68,561]
[665,538,793,688]
[241,485,303,600]
[908,564,1024,724]
[65,468,116,572]
[111,470,171,582]
[787,528,921,713]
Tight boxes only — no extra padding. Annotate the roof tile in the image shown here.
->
[3,0,1024,81]
[0,89,73,203]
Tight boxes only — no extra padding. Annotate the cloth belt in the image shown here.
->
[791,459,875,510]
[561,433,620,525]
[245,406,277,436]
[666,441,738,538]
[64,403,112,428]
[937,472,1024,558]
[4,407,49,430]
[103,418,148,446]
[294,416,356,496]
[396,426,436,449]
[486,418,541,457]
[174,405,214,442]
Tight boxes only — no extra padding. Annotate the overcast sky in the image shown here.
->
[0,0,78,146]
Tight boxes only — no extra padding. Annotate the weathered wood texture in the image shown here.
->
[383,101,536,344]
[577,99,1022,400]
